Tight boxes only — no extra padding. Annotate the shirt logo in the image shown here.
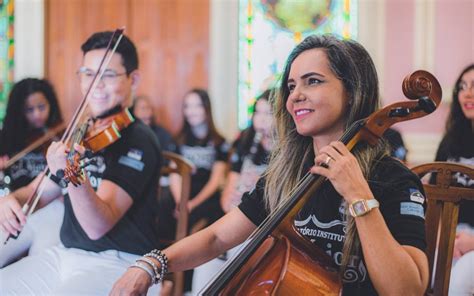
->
[119,149,145,172]
[409,188,425,204]
[127,148,143,161]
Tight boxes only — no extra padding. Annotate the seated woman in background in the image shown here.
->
[171,89,228,227]
[0,78,64,267]
[192,89,275,292]
[164,89,229,293]
[383,128,408,162]
[131,95,176,152]
[434,64,474,295]
[221,88,275,213]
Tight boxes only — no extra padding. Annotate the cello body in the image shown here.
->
[221,234,341,295]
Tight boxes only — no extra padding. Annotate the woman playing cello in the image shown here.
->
[111,34,429,295]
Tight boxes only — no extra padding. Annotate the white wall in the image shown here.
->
[14,0,44,81]
[209,0,239,140]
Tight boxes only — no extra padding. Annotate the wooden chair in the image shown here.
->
[411,162,474,296]
[160,151,193,296]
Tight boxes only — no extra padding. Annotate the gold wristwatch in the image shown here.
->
[349,199,379,217]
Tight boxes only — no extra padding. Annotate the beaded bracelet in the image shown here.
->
[130,261,154,284]
[144,249,168,284]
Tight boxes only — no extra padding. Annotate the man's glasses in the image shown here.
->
[457,81,474,92]
[77,67,127,85]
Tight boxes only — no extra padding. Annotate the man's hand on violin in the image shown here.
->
[0,194,26,236]
[46,141,69,174]
[310,141,374,204]
[46,142,86,175]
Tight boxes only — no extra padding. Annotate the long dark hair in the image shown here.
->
[438,64,474,158]
[176,88,225,146]
[0,78,63,155]
[235,89,273,156]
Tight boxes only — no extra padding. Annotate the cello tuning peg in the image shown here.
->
[417,96,437,114]
[388,107,410,118]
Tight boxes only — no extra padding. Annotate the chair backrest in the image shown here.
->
[160,151,193,296]
[411,162,474,296]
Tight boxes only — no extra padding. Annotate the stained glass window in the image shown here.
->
[238,0,357,129]
[0,0,14,124]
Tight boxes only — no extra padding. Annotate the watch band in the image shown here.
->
[349,198,379,217]
[47,170,68,188]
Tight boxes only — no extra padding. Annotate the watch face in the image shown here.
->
[353,201,367,214]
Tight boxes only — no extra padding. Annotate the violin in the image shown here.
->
[62,107,134,186]
[3,27,127,244]
[199,70,442,295]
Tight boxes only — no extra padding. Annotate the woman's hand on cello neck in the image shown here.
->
[310,141,374,204]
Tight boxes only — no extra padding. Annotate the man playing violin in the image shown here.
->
[111,35,429,295]
[0,31,162,295]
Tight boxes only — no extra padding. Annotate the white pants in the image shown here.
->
[0,198,64,267]
[191,244,243,295]
[449,251,474,296]
[448,224,474,296]
[0,244,161,296]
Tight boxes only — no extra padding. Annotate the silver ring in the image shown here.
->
[324,156,333,166]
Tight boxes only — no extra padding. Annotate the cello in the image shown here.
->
[199,70,442,295]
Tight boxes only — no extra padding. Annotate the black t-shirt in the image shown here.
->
[60,120,162,255]
[238,156,426,295]
[0,151,46,197]
[175,133,229,198]
[0,128,59,196]
[229,139,270,173]
[435,137,474,226]
[226,136,270,208]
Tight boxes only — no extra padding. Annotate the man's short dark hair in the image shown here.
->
[81,31,139,74]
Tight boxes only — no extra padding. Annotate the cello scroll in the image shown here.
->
[357,70,442,146]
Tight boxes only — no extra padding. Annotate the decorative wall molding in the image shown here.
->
[209,0,239,140]
[414,0,436,73]
[14,0,44,81]
[358,0,386,96]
